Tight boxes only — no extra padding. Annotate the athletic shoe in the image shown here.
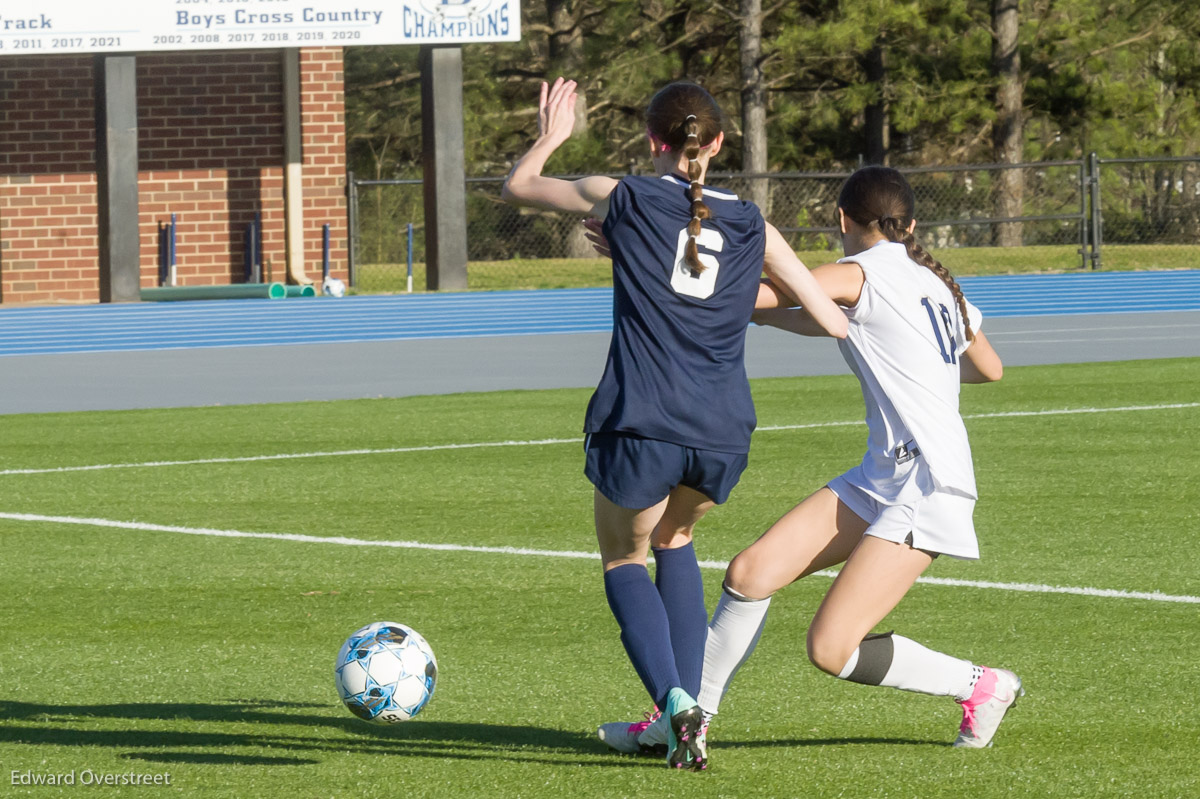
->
[597,708,667,755]
[664,687,707,771]
[954,667,1024,748]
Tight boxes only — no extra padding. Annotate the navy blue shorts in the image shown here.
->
[584,431,748,509]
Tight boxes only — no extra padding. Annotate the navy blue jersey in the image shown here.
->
[585,174,766,454]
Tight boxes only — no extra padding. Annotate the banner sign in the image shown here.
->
[0,0,520,55]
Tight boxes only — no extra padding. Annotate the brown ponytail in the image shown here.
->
[645,82,724,277]
[878,217,974,341]
[683,114,713,275]
[841,167,974,341]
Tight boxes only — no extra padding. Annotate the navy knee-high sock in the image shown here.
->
[652,541,707,699]
[603,563,680,709]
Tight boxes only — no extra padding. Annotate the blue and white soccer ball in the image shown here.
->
[322,276,346,297]
[334,622,438,723]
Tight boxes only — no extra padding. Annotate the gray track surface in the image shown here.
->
[2,311,1197,415]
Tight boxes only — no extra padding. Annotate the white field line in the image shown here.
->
[0,438,584,476]
[988,322,1200,336]
[957,402,1199,421]
[1,511,1196,605]
[756,402,1200,430]
[983,335,1197,345]
[1,402,1196,478]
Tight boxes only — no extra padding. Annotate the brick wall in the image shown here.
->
[299,48,347,284]
[137,50,287,288]
[0,48,347,305]
[0,57,98,304]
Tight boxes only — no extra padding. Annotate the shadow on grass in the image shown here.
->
[721,736,946,749]
[123,751,319,767]
[0,698,349,730]
[0,698,656,769]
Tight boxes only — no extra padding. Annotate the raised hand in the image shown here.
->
[502,78,616,216]
[538,77,578,144]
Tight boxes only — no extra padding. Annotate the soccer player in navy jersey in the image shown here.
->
[605,166,1018,757]
[502,77,846,770]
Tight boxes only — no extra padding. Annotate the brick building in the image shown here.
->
[0,47,348,305]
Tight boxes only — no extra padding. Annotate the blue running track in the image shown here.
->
[0,270,1197,357]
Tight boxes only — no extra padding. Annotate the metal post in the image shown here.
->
[244,223,254,282]
[95,55,141,303]
[322,223,331,279]
[346,171,358,287]
[158,222,167,286]
[255,212,264,280]
[407,222,414,294]
[1088,152,1103,270]
[1078,161,1089,271]
[420,45,469,290]
[168,213,177,286]
[249,218,262,283]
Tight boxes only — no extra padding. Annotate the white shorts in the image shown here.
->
[828,471,979,560]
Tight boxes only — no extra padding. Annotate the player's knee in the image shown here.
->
[598,545,648,571]
[650,525,695,550]
[806,627,854,676]
[602,558,643,573]
[723,551,773,600]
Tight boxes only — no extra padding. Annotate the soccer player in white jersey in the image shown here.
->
[502,78,847,770]
[601,165,1019,756]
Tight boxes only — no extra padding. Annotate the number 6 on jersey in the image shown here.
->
[671,227,724,299]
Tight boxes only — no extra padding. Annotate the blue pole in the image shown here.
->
[254,211,263,277]
[158,222,167,286]
[406,222,414,293]
[244,224,253,282]
[322,223,331,279]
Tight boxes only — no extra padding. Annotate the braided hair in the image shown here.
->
[646,82,723,275]
[839,166,974,341]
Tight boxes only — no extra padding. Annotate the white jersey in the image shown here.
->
[836,241,983,503]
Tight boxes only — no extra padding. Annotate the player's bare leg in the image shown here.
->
[594,488,708,769]
[650,484,713,549]
[698,488,867,720]
[810,534,1022,748]
[594,489,670,571]
[806,534,933,674]
[725,487,868,599]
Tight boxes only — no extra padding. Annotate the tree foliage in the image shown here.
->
[344,0,1200,180]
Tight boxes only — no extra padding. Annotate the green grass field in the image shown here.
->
[1,359,1198,797]
[351,244,1199,293]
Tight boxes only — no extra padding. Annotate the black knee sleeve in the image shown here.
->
[844,631,895,686]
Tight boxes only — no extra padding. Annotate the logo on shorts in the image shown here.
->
[894,441,921,464]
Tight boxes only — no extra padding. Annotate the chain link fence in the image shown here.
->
[348,155,1200,292]
[1091,155,1200,270]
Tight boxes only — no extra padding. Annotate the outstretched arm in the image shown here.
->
[754,261,864,337]
[501,78,617,217]
[752,300,831,337]
[757,224,850,338]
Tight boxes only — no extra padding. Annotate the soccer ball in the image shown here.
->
[322,276,346,297]
[334,622,438,723]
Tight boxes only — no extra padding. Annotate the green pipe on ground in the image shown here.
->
[284,285,316,297]
[141,283,287,301]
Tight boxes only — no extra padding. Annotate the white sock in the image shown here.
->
[697,586,771,716]
[837,633,978,700]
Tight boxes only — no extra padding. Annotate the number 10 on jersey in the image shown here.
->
[921,297,958,364]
